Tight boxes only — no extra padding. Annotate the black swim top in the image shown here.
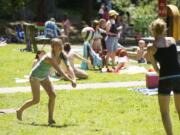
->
[110,23,118,34]
[154,44,180,77]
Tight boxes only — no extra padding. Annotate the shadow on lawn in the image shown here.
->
[19,122,77,128]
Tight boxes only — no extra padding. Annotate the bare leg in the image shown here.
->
[174,94,180,120]
[16,77,40,120]
[114,63,125,72]
[74,68,88,79]
[158,94,173,135]
[111,52,116,68]
[40,78,56,124]
[105,52,111,68]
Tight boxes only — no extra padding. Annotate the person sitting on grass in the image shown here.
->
[64,42,89,79]
[81,27,103,70]
[136,39,146,63]
[114,48,128,73]
[16,38,76,125]
[44,18,61,38]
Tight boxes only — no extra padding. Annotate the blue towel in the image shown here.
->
[81,41,102,70]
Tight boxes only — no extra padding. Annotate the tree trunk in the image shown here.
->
[82,0,93,26]
[47,0,57,19]
[37,0,47,21]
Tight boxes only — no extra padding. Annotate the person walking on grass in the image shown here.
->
[146,18,180,135]
[16,38,76,125]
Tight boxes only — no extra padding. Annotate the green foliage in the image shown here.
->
[113,0,158,36]
[131,2,157,35]
[0,0,27,18]
[112,0,131,10]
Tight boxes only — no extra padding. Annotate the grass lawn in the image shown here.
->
[0,44,150,87]
[0,88,180,135]
[0,44,180,135]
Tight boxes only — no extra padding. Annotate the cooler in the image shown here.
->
[146,72,159,89]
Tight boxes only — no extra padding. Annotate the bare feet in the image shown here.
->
[16,110,22,121]
[48,120,56,125]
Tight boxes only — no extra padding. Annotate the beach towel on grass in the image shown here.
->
[128,87,158,96]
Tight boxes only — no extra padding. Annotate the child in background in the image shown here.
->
[114,48,128,72]
[99,18,108,67]
[137,40,146,63]
[92,20,106,53]
[64,42,89,79]
[32,50,46,67]
[63,15,71,38]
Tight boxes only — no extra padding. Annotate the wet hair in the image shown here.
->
[64,42,71,53]
[149,18,167,37]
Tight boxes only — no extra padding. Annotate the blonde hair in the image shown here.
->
[51,38,64,56]
[149,18,167,37]
[51,38,63,46]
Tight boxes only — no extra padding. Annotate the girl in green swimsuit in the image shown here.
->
[16,38,76,125]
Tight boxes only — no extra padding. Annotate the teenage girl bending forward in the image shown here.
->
[16,38,76,125]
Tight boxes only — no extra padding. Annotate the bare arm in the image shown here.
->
[47,57,76,87]
[146,46,160,74]
[32,59,38,68]
[64,60,76,83]
[106,21,117,36]
[73,52,89,63]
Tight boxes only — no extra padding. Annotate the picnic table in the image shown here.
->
[23,23,51,52]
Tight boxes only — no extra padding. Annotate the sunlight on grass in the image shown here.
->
[0,44,151,87]
[0,88,180,135]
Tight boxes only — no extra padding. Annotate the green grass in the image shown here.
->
[0,44,179,135]
[0,44,34,87]
[0,88,180,135]
[0,44,150,87]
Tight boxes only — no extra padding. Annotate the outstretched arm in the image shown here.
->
[47,57,76,87]
[64,60,76,83]
[74,52,89,63]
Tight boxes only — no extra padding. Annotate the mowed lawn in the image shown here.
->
[1,44,180,135]
[1,88,180,135]
[0,44,148,87]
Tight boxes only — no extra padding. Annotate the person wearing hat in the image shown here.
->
[105,10,119,72]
